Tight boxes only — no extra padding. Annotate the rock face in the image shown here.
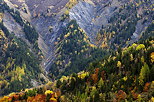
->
[3,12,25,38]
[25,0,68,15]
[70,1,95,38]
[69,0,121,42]
[6,0,69,15]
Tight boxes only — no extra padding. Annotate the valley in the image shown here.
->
[0,0,154,101]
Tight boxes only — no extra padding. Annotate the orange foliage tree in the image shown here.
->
[101,71,106,80]
[143,82,151,92]
[115,90,127,101]
[91,68,100,84]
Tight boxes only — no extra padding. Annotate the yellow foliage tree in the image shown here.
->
[64,10,69,15]
[138,63,150,86]
[50,97,57,102]
[45,90,53,95]
[0,30,6,39]
[98,78,104,88]
[15,66,25,81]
[0,96,9,102]
[117,61,122,68]
[151,97,154,102]
[60,76,69,82]
[123,76,127,81]
[78,71,89,79]
[150,52,154,63]
[0,13,3,22]
[136,44,145,50]
[141,56,145,63]
[66,0,77,9]
[130,54,134,61]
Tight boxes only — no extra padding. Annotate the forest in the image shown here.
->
[0,35,153,101]
[0,2,45,96]
[49,20,109,78]
[0,0,153,101]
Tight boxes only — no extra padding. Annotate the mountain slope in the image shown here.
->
[3,0,154,76]
[0,36,153,102]
[49,20,109,78]
[0,0,154,98]
[56,37,154,102]
[0,1,48,96]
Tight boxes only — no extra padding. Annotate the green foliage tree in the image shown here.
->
[23,24,38,43]
[139,63,150,86]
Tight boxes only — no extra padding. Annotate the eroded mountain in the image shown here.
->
[0,0,153,96]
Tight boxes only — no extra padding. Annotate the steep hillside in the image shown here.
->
[49,20,108,78]
[95,0,154,48]
[3,0,153,77]
[56,37,154,102]
[49,0,154,78]
[0,0,154,98]
[0,36,153,102]
[0,1,48,96]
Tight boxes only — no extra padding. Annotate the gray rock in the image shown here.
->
[69,0,120,42]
